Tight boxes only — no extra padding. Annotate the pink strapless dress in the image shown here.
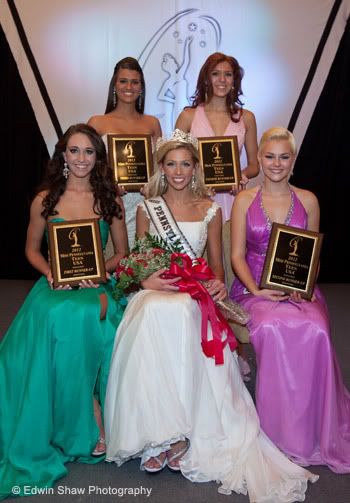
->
[190,105,246,222]
[230,188,350,473]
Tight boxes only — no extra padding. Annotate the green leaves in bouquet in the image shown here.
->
[131,233,184,254]
[112,233,184,300]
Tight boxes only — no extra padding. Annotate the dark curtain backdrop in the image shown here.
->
[1,18,349,282]
[292,17,350,282]
[0,24,49,280]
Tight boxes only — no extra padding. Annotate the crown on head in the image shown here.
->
[155,129,199,152]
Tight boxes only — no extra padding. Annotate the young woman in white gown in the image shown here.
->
[104,130,318,502]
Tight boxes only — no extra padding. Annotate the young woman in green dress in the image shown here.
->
[0,123,128,498]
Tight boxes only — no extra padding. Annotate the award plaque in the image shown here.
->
[47,219,106,288]
[107,134,153,190]
[260,223,323,300]
[197,136,241,191]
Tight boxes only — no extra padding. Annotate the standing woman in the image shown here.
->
[88,57,162,249]
[230,127,350,472]
[0,124,128,497]
[175,52,259,223]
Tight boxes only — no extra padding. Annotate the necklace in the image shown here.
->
[259,185,294,230]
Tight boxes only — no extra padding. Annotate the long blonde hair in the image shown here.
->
[145,142,208,199]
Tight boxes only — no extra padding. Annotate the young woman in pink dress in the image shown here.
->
[230,126,350,473]
[175,52,259,223]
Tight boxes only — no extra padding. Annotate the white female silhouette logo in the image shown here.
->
[69,227,80,248]
[212,143,222,160]
[139,9,221,133]
[123,141,135,158]
[289,236,302,257]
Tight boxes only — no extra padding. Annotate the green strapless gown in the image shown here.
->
[0,220,126,499]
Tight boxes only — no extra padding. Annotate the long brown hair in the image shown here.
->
[105,57,145,114]
[37,123,122,224]
[190,52,244,122]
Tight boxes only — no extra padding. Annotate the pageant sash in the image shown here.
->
[144,197,197,260]
[144,197,237,364]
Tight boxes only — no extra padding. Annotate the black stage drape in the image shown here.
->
[1,17,349,282]
[0,24,49,279]
[292,17,350,282]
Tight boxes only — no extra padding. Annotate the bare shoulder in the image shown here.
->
[143,114,160,126]
[182,107,196,119]
[33,190,48,204]
[86,114,107,133]
[199,197,223,223]
[292,186,319,210]
[198,196,215,210]
[193,196,216,216]
[235,186,258,209]
[241,108,256,126]
[30,191,48,216]
[175,107,196,131]
[143,114,162,135]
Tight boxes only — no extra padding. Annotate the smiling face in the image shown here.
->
[161,147,196,192]
[259,139,295,183]
[63,133,96,179]
[115,68,142,104]
[209,61,234,98]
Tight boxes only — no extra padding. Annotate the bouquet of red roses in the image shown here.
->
[112,233,184,300]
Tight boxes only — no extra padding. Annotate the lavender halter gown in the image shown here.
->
[230,188,350,473]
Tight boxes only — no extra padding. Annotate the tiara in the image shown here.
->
[155,129,199,152]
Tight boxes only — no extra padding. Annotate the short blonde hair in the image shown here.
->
[258,127,297,156]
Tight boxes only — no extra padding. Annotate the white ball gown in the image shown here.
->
[104,202,318,502]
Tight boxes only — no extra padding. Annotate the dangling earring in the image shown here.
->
[160,173,166,191]
[205,83,208,102]
[191,173,196,191]
[229,86,235,108]
[138,92,143,110]
[63,162,69,179]
[113,88,117,108]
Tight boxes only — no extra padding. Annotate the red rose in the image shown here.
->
[152,248,165,255]
[116,265,126,276]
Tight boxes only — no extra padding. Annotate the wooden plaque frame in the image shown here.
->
[47,218,106,288]
[197,135,241,191]
[107,134,153,190]
[260,223,323,300]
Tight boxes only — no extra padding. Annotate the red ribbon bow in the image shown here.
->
[163,253,237,365]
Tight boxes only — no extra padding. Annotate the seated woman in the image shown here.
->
[230,126,350,473]
[104,129,318,502]
[0,124,128,497]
